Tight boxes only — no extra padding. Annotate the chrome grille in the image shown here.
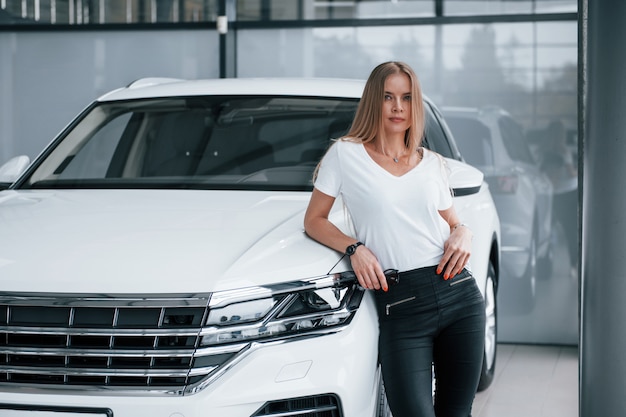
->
[0,292,239,395]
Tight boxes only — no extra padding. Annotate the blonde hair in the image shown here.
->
[312,61,425,182]
[345,61,425,151]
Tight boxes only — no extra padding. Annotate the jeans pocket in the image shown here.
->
[448,269,474,286]
[385,296,417,316]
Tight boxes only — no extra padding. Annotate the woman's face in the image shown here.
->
[381,72,412,138]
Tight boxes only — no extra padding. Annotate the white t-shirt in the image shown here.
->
[314,140,453,271]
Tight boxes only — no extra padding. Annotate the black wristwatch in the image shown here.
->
[345,241,364,256]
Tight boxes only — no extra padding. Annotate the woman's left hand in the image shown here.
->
[437,224,472,280]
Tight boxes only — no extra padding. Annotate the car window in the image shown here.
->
[499,116,535,164]
[58,113,131,179]
[423,103,455,159]
[443,116,494,167]
[21,96,358,191]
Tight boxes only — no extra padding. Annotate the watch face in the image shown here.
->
[346,242,362,256]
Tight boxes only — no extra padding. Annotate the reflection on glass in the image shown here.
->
[235,0,577,21]
[238,19,578,344]
[436,22,578,344]
[237,0,436,21]
[0,0,577,24]
[445,0,577,16]
[0,0,580,347]
[0,0,218,24]
[442,107,555,318]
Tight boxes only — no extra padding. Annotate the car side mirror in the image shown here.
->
[0,155,30,190]
[446,158,483,196]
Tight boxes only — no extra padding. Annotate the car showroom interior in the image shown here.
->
[0,1,622,416]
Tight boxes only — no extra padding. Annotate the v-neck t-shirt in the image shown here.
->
[314,139,453,271]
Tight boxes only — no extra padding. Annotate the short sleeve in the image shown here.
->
[313,141,342,198]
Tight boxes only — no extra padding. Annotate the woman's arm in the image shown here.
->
[303,188,353,254]
[437,206,473,280]
[304,188,388,291]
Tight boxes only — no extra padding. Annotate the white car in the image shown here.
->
[442,106,553,312]
[0,78,500,417]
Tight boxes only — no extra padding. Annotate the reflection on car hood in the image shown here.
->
[0,189,341,294]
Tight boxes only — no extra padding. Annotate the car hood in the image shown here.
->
[0,189,343,294]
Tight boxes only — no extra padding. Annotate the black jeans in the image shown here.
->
[373,266,486,417]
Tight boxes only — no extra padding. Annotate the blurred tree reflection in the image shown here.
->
[457,26,508,101]
[443,25,523,141]
[444,24,576,134]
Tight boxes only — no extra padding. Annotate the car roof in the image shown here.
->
[97,77,367,102]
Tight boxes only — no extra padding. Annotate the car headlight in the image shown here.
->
[200,272,363,346]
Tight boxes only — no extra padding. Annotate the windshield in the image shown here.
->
[20,96,359,191]
[18,94,456,191]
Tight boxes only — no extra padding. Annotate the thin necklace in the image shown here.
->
[380,148,406,163]
[382,148,421,163]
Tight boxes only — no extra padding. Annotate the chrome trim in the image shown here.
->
[0,325,200,337]
[0,364,215,378]
[208,273,352,308]
[0,292,211,307]
[0,292,211,395]
[0,382,186,397]
[0,346,195,357]
[257,405,339,417]
[0,328,348,397]
[0,274,362,396]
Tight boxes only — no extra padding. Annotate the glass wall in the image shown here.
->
[237,0,577,20]
[0,29,219,161]
[0,0,219,24]
[0,0,579,345]
[0,0,577,24]
[237,18,578,345]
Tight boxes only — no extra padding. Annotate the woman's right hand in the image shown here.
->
[349,245,389,291]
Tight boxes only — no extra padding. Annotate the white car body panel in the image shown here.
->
[0,189,332,293]
[99,78,368,102]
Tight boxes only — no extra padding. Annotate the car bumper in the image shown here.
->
[0,295,380,417]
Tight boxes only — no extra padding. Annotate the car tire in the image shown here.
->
[477,261,497,391]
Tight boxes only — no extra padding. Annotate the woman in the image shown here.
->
[304,61,485,417]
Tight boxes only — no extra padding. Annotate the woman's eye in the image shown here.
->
[403,95,411,101]
[384,95,392,100]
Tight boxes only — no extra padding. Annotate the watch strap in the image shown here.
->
[345,241,364,256]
